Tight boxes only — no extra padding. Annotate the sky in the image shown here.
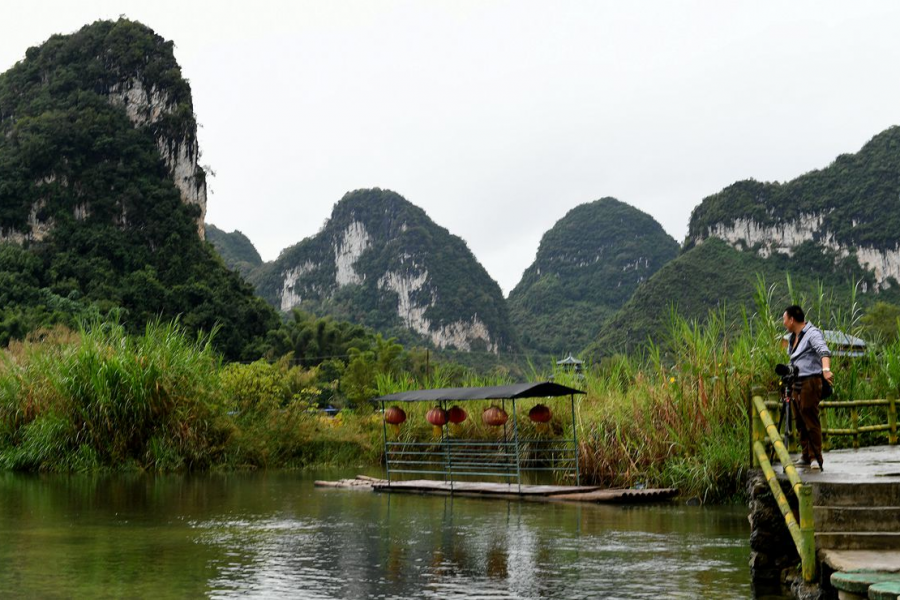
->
[4,2,900,295]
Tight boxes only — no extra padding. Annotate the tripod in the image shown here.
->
[770,380,794,468]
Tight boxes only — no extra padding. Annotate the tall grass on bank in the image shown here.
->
[2,277,899,503]
[373,278,900,502]
[0,320,226,471]
[0,321,379,472]
[546,279,899,501]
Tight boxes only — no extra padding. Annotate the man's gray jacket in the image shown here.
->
[788,323,832,377]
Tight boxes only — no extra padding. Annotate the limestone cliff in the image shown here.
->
[0,19,278,360]
[688,128,900,290]
[0,18,206,242]
[256,188,515,353]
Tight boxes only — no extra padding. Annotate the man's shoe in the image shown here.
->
[810,461,824,472]
[794,457,812,468]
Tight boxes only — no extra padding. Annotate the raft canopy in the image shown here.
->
[372,381,585,403]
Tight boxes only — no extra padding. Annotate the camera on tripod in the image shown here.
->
[775,363,799,394]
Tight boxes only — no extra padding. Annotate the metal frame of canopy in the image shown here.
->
[372,382,585,492]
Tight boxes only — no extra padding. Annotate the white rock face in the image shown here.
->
[698,214,828,258]
[280,261,317,312]
[334,222,370,286]
[0,200,53,244]
[856,246,900,287]
[697,214,900,288]
[3,77,208,243]
[378,268,498,353]
[108,77,207,237]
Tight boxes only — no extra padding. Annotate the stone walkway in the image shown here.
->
[784,444,900,483]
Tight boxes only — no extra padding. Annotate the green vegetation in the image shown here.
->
[2,277,898,502]
[509,197,678,356]
[254,188,517,352]
[206,224,263,279]
[588,237,898,357]
[0,19,280,360]
[558,278,900,501]
[688,127,900,251]
[0,319,381,471]
[860,301,900,343]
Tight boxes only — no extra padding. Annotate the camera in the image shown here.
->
[775,363,799,394]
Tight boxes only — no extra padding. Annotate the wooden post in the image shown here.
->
[851,407,860,449]
[889,395,897,446]
[821,405,829,451]
[799,484,816,583]
[750,392,763,467]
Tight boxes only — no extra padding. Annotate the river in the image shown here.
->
[0,470,788,599]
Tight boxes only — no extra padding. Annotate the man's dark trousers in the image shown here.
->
[793,377,824,465]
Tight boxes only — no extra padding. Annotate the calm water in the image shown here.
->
[0,470,786,599]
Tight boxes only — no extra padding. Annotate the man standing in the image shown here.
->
[783,305,834,471]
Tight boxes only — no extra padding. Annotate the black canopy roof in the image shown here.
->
[373,382,585,403]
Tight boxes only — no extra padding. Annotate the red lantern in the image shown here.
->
[384,406,406,435]
[448,406,467,424]
[447,405,467,435]
[426,407,448,436]
[528,404,552,423]
[482,406,508,427]
[384,406,407,425]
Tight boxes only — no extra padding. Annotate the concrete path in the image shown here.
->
[820,550,900,573]
[787,445,900,483]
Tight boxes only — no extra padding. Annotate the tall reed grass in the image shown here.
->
[0,320,378,471]
[2,278,897,503]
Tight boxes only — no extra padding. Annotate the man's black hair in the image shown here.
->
[785,305,805,322]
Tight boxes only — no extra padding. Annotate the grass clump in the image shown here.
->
[0,319,228,471]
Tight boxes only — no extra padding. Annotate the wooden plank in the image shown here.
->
[315,475,677,504]
[371,480,605,496]
[314,478,386,490]
[550,488,679,503]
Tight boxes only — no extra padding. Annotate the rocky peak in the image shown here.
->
[0,19,207,242]
[259,188,515,353]
[687,128,900,289]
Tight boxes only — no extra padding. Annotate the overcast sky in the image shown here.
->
[4,2,900,295]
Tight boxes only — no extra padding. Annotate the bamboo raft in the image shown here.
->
[314,475,678,504]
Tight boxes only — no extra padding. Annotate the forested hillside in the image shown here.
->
[508,198,678,356]
[255,188,517,353]
[589,129,900,357]
[689,127,900,251]
[0,19,278,358]
[206,224,263,279]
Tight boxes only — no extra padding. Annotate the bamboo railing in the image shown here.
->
[749,391,816,583]
[821,397,898,449]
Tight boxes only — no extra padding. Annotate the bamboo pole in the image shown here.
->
[890,396,897,445]
[851,407,859,449]
[753,441,804,551]
[752,395,802,496]
[799,485,816,583]
[821,399,891,408]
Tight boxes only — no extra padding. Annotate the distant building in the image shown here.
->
[556,354,584,373]
[781,330,867,358]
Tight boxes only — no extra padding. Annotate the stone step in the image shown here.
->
[814,482,900,507]
[831,571,900,599]
[817,532,900,551]
[869,580,900,600]
[815,506,900,533]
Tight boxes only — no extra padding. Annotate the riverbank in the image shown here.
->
[2,286,898,502]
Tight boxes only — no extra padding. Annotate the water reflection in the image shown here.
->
[0,471,786,599]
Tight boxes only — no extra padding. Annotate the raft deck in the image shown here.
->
[314,475,678,504]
